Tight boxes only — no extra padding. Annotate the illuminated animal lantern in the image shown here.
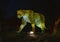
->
[17,10,46,33]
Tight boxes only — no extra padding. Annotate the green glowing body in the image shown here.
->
[17,10,46,33]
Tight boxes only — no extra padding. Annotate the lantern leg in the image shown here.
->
[36,23,46,33]
[31,23,35,33]
[17,19,27,33]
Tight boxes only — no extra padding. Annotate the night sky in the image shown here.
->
[0,0,60,25]
[0,0,60,42]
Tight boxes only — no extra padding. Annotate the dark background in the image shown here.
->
[0,0,60,42]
